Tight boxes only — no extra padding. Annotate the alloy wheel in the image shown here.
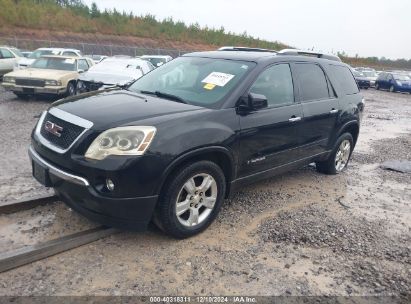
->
[335,139,351,172]
[175,173,217,227]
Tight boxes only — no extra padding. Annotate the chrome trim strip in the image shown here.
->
[49,108,93,129]
[29,146,90,187]
[34,108,93,154]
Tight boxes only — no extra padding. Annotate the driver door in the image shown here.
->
[238,63,303,178]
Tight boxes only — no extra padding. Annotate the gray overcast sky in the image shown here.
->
[84,0,411,59]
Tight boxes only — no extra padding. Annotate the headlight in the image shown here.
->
[85,126,156,160]
[3,76,15,83]
[396,81,402,86]
[45,80,61,86]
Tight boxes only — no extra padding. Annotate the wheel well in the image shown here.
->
[159,151,234,198]
[342,123,359,146]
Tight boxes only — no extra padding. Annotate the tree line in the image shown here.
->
[1,0,410,70]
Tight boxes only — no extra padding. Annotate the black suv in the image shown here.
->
[29,47,364,238]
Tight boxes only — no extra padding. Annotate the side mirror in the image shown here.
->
[238,93,268,113]
[78,69,85,73]
[248,93,268,110]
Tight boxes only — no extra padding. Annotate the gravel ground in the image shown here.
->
[0,87,410,300]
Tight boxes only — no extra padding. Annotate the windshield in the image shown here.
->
[29,50,60,59]
[30,57,76,71]
[394,74,410,81]
[128,56,255,108]
[362,71,377,77]
[11,48,24,57]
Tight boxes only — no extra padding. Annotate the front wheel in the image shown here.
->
[154,161,226,238]
[389,85,396,93]
[316,133,354,175]
[375,83,379,90]
[66,82,76,97]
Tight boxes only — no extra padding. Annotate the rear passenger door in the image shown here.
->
[238,63,303,177]
[293,63,339,157]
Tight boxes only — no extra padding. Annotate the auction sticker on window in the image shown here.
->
[64,59,75,64]
[202,72,235,87]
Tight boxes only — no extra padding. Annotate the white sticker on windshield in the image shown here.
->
[202,72,235,87]
[52,50,60,55]
[64,59,75,64]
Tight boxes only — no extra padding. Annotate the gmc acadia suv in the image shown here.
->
[29,47,364,238]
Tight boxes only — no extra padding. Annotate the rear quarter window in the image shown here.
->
[329,65,359,95]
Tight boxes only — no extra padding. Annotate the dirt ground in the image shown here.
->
[0,87,410,298]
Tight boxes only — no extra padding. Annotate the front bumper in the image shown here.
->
[28,146,158,230]
[2,83,67,95]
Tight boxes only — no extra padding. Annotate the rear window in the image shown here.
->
[329,65,359,95]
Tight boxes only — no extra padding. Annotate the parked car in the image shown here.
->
[0,46,23,79]
[14,47,82,70]
[140,55,172,67]
[2,55,93,97]
[29,48,364,238]
[360,70,378,87]
[85,54,108,64]
[352,70,370,89]
[375,72,411,93]
[21,51,33,58]
[76,57,154,94]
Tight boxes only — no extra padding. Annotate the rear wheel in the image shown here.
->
[154,161,226,238]
[375,83,379,90]
[316,133,354,175]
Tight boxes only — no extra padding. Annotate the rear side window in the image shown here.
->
[250,64,294,107]
[295,63,330,101]
[329,65,359,95]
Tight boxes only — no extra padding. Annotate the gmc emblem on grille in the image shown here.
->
[44,121,63,137]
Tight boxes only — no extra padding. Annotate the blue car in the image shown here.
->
[375,72,411,93]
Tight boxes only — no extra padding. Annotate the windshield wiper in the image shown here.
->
[140,90,187,104]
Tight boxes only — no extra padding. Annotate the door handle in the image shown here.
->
[329,109,338,114]
[288,116,301,122]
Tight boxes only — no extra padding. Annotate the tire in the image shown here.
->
[66,82,76,97]
[154,160,226,238]
[375,83,379,90]
[316,133,354,175]
[389,85,396,93]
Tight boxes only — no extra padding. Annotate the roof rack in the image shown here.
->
[278,49,341,62]
[218,46,277,53]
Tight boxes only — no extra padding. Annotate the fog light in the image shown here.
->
[106,178,115,191]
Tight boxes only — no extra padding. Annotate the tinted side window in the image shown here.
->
[250,64,294,107]
[295,63,329,101]
[329,65,359,95]
[0,48,15,59]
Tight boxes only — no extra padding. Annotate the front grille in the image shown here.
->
[16,78,45,87]
[40,112,85,150]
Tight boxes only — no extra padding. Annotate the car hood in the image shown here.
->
[17,58,35,66]
[51,89,206,130]
[7,68,77,80]
[79,71,142,86]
